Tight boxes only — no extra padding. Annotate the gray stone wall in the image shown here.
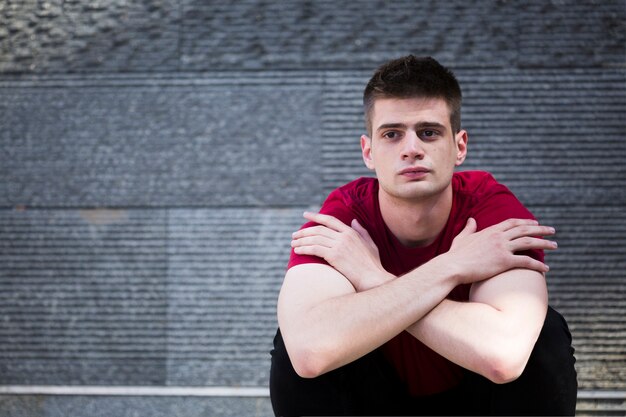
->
[0,1,624,416]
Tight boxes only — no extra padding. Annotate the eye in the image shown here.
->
[383,131,401,140]
[420,130,439,140]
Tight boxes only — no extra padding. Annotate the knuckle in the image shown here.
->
[513,218,533,227]
[506,218,522,227]
[492,231,505,242]
[294,246,307,255]
[526,259,540,270]
[497,241,508,252]
[520,237,534,246]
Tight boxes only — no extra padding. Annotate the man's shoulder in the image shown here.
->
[452,170,536,230]
[327,176,378,207]
[287,177,378,271]
[453,170,507,197]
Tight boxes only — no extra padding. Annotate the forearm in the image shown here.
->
[406,269,548,383]
[278,255,459,377]
[407,300,520,382]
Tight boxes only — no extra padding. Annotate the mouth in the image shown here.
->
[398,166,430,180]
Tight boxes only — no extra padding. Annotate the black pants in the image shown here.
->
[270,306,577,416]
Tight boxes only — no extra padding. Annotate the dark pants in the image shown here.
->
[270,306,577,416]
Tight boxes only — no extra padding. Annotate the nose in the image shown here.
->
[402,131,425,160]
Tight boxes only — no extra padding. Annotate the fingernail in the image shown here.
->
[551,241,558,248]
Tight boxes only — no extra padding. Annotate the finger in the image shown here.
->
[508,236,558,252]
[293,244,331,259]
[291,235,335,249]
[492,218,540,232]
[303,211,350,233]
[504,224,556,240]
[512,255,550,273]
[456,217,477,239]
[292,225,339,240]
[351,219,375,245]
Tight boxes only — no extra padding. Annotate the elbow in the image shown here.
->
[287,342,336,379]
[482,342,532,384]
[485,355,526,384]
[291,357,324,379]
[478,318,542,384]
[290,348,330,379]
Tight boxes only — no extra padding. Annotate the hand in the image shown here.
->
[291,212,393,291]
[445,217,557,284]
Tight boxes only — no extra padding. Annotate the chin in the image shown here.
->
[385,182,439,201]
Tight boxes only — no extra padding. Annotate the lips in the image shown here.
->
[399,166,430,175]
[399,166,430,180]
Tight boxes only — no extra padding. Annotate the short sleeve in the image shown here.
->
[286,189,356,270]
[468,174,544,263]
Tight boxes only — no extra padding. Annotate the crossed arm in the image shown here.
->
[277,213,554,382]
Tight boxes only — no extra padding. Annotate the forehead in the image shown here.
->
[370,97,452,131]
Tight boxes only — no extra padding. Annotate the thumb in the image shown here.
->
[456,217,477,239]
[351,219,375,245]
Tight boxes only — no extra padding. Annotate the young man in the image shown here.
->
[270,56,577,416]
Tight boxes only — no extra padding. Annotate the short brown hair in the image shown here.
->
[363,55,462,135]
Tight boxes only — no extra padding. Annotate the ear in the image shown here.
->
[361,134,375,170]
[454,130,468,166]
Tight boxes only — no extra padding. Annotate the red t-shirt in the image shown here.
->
[287,170,543,397]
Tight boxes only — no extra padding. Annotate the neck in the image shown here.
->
[378,184,453,247]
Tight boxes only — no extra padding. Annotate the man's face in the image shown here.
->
[361,97,468,202]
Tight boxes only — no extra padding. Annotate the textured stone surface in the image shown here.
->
[0,208,168,384]
[0,0,180,73]
[0,395,274,417]
[164,208,303,386]
[1,1,622,72]
[0,207,308,386]
[576,396,626,417]
[180,0,518,70]
[518,0,626,68]
[3,0,516,72]
[0,74,323,207]
[532,206,626,390]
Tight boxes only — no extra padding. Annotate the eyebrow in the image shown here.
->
[376,123,407,133]
[376,121,447,133]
